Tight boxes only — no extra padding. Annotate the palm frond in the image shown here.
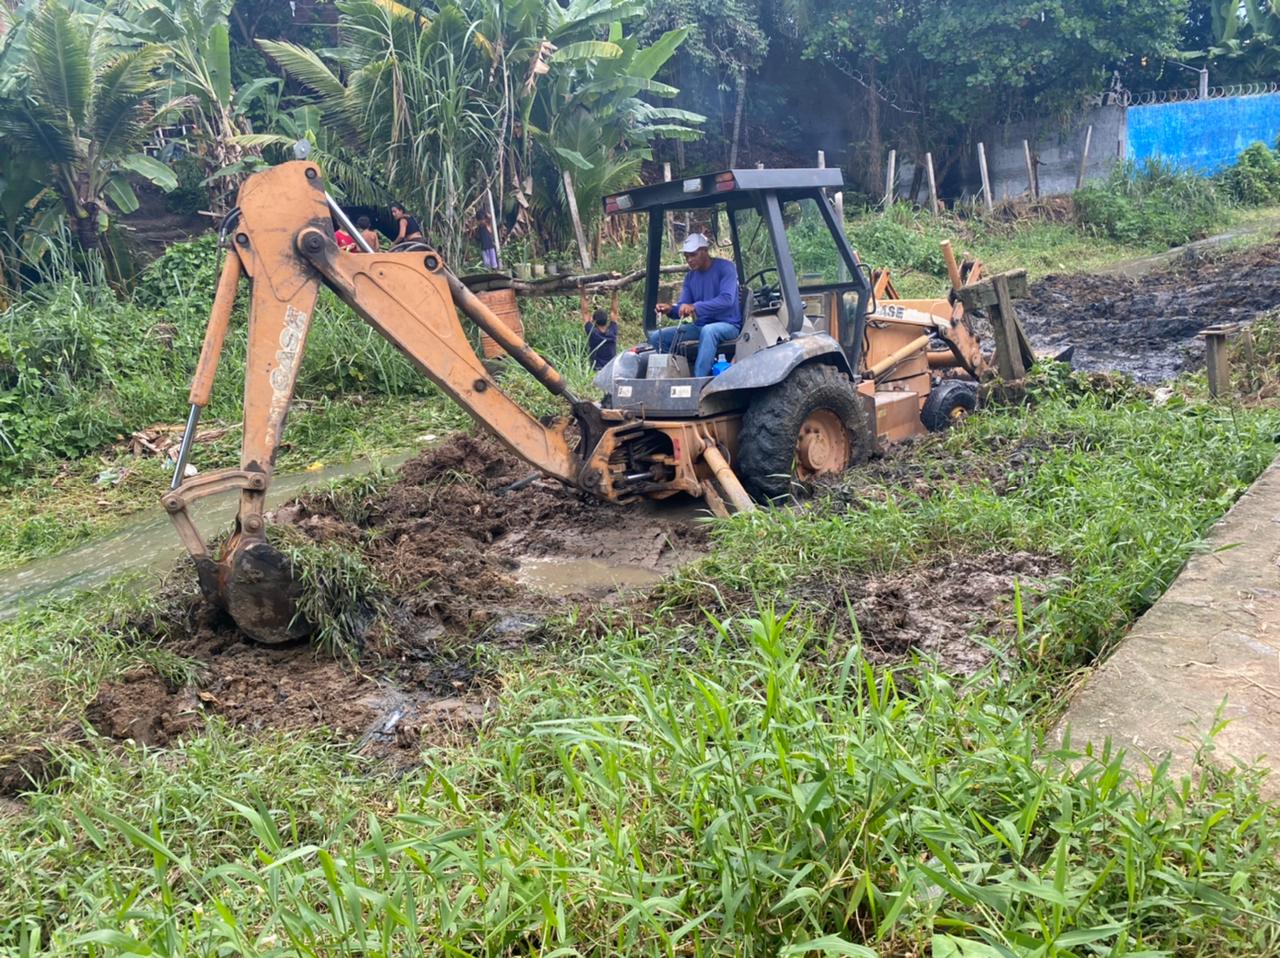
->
[0,97,80,169]
[27,2,92,131]
[90,45,167,159]
[257,40,349,100]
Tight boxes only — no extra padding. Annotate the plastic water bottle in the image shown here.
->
[711,354,731,376]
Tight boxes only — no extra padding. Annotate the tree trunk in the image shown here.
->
[728,69,747,169]
[865,61,881,196]
[74,208,99,250]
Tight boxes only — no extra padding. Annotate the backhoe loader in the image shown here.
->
[163,161,993,644]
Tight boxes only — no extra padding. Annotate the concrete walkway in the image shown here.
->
[1056,456,1280,793]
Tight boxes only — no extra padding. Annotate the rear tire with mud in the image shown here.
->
[736,363,871,503]
[921,379,978,432]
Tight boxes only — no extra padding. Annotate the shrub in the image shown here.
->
[1074,159,1227,247]
[848,203,950,276]
[1219,141,1280,206]
[0,236,432,480]
[134,233,223,312]
[165,156,212,216]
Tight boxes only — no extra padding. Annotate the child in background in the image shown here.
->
[585,309,617,371]
[356,216,380,251]
[334,226,356,251]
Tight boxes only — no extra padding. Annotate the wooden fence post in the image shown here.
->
[662,162,676,251]
[883,149,897,208]
[1022,140,1038,199]
[1076,125,1094,190]
[814,150,844,221]
[925,151,939,215]
[977,142,994,213]
[485,187,501,268]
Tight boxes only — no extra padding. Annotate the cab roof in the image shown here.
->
[603,168,843,215]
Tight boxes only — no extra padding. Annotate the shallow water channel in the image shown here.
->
[0,457,409,619]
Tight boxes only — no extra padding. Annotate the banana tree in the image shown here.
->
[528,19,702,247]
[466,0,701,250]
[255,0,701,260]
[117,0,279,200]
[0,1,180,252]
[1183,0,1280,82]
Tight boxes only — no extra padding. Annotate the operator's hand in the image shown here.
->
[655,302,672,316]
[678,303,696,319]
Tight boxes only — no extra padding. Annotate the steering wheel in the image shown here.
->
[744,266,780,309]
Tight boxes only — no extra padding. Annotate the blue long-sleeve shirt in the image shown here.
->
[677,258,740,327]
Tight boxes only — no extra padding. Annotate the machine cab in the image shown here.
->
[596,169,873,417]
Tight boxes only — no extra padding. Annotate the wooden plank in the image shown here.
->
[1023,140,1037,199]
[941,240,963,290]
[561,169,593,271]
[956,269,1029,311]
[1076,124,1093,190]
[991,274,1026,380]
[977,142,993,213]
[925,151,939,215]
[883,148,897,207]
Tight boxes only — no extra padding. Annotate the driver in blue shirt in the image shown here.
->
[650,233,740,377]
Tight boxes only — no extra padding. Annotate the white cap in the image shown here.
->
[681,232,710,253]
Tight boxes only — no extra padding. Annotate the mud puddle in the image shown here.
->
[1018,239,1280,381]
[0,454,411,619]
[517,558,663,597]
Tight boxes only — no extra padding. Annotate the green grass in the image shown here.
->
[3,374,1280,955]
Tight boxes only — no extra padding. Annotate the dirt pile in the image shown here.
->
[1018,240,1280,381]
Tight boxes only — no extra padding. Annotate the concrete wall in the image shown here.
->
[1127,93,1280,172]
[912,104,1125,204]
[984,105,1125,200]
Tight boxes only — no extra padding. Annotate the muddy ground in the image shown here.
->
[80,437,706,763]
[2,433,1063,794]
[1018,238,1280,381]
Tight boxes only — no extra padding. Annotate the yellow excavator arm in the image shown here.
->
[162,161,607,643]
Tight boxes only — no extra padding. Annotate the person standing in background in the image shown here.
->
[585,309,618,371]
[476,214,499,270]
[390,203,424,244]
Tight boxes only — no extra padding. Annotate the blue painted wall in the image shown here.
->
[1127,94,1280,172]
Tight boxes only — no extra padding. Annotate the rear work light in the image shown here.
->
[604,194,633,213]
[713,172,736,193]
[682,178,703,193]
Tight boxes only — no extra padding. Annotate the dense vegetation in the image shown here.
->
[2,0,1276,279]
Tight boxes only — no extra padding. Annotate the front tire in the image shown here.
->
[736,364,871,502]
[921,379,978,432]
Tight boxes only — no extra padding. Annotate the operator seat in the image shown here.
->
[673,284,749,365]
